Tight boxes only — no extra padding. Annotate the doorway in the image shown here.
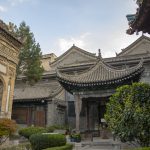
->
[83,97,108,132]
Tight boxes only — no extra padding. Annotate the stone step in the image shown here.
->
[74,142,121,150]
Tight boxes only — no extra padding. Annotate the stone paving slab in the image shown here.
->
[73,146,114,150]
[72,137,138,150]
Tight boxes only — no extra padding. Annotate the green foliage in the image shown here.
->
[46,126,55,133]
[50,125,68,130]
[29,133,66,150]
[18,126,47,139]
[0,142,31,150]
[70,133,81,142]
[0,118,17,145]
[15,21,44,85]
[46,125,68,133]
[129,148,150,150]
[105,82,150,147]
[43,144,73,150]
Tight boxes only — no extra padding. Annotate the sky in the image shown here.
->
[0,0,148,58]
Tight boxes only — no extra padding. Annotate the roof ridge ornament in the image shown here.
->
[140,57,144,64]
[98,49,102,59]
[55,60,61,74]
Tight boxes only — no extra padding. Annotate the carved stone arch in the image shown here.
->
[0,73,7,115]
[0,20,22,118]
[0,75,6,90]
[0,75,5,108]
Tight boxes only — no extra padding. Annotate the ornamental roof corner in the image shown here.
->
[126,0,150,35]
[0,19,22,48]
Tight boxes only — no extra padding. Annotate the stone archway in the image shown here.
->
[0,20,22,118]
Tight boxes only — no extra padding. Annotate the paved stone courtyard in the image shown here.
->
[73,138,138,150]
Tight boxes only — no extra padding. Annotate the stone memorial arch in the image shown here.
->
[0,20,22,118]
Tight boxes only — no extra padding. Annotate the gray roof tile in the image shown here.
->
[57,58,143,85]
[14,82,61,100]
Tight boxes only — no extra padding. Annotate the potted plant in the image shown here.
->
[70,133,81,142]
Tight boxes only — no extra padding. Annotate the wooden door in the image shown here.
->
[12,107,28,124]
[35,110,45,127]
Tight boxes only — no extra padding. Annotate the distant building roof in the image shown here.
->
[117,35,150,56]
[50,45,96,66]
[42,53,57,59]
[41,53,57,71]
[13,81,61,102]
[126,0,150,35]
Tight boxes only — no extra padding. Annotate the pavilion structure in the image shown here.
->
[56,50,144,132]
[0,20,22,118]
[127,0,150,35]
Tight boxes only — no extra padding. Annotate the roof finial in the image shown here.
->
[115,52,118,56]
[98,49,102,58]
[73,44,75,46]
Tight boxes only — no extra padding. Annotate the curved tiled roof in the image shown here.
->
[57,57,144,86]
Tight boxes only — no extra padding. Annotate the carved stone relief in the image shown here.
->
[8,67,15,77]
[0,20,21,118]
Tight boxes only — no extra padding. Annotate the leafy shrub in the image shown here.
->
[0,142,31,150]
[46,126,55,133]
[105,83,150,147]
[18,127,47,139]
[70,133,81,142]
[47,125,67,131]
[0,118,17,145]
[43,144,73,150]
[29,133,66,150]
[46,125,71,134]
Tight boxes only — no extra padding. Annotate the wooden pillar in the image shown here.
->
[86,101,90,131]
[74,94,82,133]
[98,102,101,125]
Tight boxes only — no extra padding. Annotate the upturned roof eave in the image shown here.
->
[57,66,144,87]
[56,58,143,85]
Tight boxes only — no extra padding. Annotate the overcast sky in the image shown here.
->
[0,0,148,57]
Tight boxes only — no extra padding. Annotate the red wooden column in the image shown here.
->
[74,94,82,133]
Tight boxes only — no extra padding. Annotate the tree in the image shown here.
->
[105,82,150,147]
[0,118,17,145]
[9,21,44,85]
